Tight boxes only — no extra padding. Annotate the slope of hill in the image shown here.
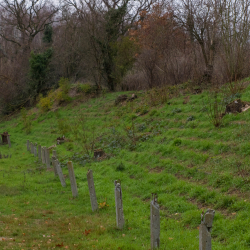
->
[1,84,250,249]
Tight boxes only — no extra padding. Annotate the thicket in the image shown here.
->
[1,0,250,115]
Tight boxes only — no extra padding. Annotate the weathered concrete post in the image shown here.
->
[7,135,11,148]
[199,209,215,250]
[41,147,45,164]
[52,150,57,158]
[27,140,30,152]
[150,193,160,250]
[87,170,98,212]
[38,145,41,161]
[114,180,124,229]
[67,161,78,197]
[55,160,66,187]
[52,150,58,175]
[30,142,34,154]
[34,143,37,157]
[51,156,58,176]
[45,148,50,169]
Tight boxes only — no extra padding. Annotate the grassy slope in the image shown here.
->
[1,86,250,249]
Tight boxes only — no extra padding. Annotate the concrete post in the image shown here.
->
[7,135,11,148]
[27,140,30,152]
[34,143,37,157]
[51,156,58,176]
[45,148,50,169]
[55,160,66,187]
[41,147,45,164]
[67,161,78,197]
[150,193,160,250]
[30,142,34,154]
[87,170,98,212]
[38,145,41,161]
[199,209,215,250]
[52,150,57,158]
[114,180,124,229]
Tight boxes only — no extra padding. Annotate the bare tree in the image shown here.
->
[62,0,155,90]
[0,0,59,53]
[219,0,250,82]
[173,0,222,82]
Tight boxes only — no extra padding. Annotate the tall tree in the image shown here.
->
[0,0,59,53]
[64,0,154,90]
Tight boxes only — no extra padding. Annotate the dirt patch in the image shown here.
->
[115,95,128,105]
[115,94,138,105]
[225,99,250,114]
[187,163,195,168]
[232,120,247,125]
[149,166,163,173]
[68,88,80,98]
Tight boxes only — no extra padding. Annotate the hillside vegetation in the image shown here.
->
[1,82,250,249]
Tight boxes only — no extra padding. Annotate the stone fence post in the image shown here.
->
[34,143,37,157]
[67,161,78,197]
[41,147,45,164]
[30,142,34,154]
[45,148,50,169]
[199,209,215,250]
[51,156,58,176]
[55,160,66,187]
[7,135,11,148]
[87,170,98,212]
[114,180,124,229]
[38,145,41,161]
[150,193,160,249]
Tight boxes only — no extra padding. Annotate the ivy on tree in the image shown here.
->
[29,25,54,95]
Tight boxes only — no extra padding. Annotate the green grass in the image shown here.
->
[1,85,250,249]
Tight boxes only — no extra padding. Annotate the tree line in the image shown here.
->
[0,0,250,114]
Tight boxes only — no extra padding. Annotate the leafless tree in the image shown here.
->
[62,0,155,90]
[0,0,59,54]
[173,0,222,82]
[173,0,250,84]
[219,0,250,82]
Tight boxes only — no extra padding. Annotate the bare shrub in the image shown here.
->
[204,90,226,127]
[120,71,147,90]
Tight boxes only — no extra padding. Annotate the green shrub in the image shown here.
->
[58,77,70,94]
[57,78,71,102]
[76,83,95,94]
[39,94,53,112]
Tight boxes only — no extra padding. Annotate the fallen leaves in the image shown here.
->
[83,229,91,236]
[55,242,64,247]
[98,198,109,209]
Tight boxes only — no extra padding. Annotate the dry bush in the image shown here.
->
[121,71,147,90]
[0,54,30,115]
[204,89,226,127]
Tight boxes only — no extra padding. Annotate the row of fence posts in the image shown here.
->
[26,139,214,250]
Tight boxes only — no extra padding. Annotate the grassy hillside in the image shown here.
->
[1,84,250,249]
